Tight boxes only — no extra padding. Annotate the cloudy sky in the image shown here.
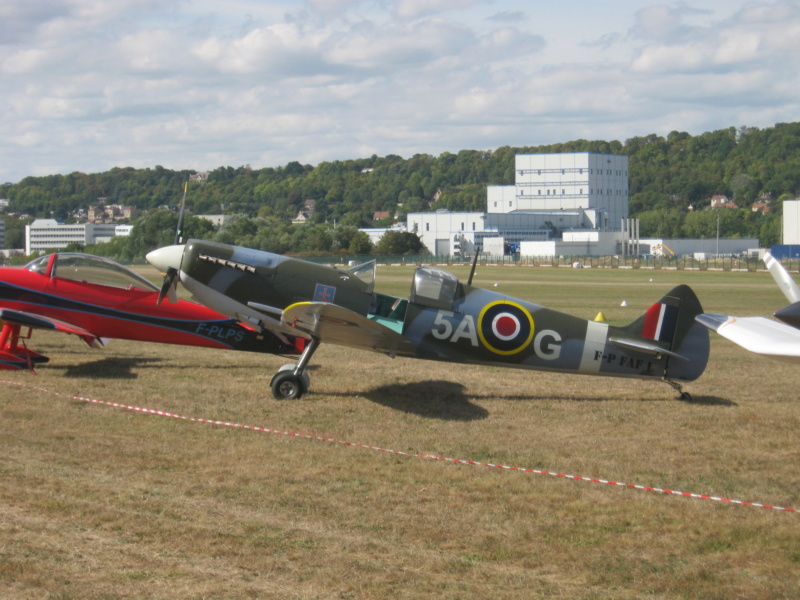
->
[2,0,799,184]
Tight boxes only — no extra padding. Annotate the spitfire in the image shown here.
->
[148,239,710,401]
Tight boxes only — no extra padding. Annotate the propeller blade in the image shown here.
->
[157,267,178,305]
[764,252,800,304]
[174,181,188,245]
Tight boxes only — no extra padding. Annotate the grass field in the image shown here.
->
[1,265,799,599]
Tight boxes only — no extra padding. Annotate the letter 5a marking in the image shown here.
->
[431,311,478,346]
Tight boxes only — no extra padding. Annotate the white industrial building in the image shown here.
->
[408,152,629,257]
[492,152,629,228]
[25,219,130,255]
[784,200,800,245]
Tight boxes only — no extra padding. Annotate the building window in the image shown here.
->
[461,223,464,231]
[426,223,429,231]
[472,222,475,231]
[509,201,512,207]
[562,189,565,195]
[493,201,497,207]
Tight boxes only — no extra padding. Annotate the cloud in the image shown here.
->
[3,1,800,184]
[487,11,527,24]
[395,0,481,19]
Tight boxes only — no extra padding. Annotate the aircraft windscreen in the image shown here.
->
[25,255,51,275]
[35,253,159,292]
[410,266,460,309]
[347,260,376,293]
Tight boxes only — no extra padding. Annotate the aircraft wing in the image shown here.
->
[282,302,415,357]
[0,308,105,349]
[696,313,800,363]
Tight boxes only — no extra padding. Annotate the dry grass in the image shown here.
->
[1,266,799,599]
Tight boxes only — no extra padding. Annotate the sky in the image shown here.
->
[2,0,800,184]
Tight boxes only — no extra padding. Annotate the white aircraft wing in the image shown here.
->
[696,313,800,363]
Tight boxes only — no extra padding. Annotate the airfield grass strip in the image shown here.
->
[5,378,797,515]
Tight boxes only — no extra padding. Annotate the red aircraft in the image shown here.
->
[0,252,303,371]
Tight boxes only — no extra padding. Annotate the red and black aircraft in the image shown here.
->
[0,252,302,371]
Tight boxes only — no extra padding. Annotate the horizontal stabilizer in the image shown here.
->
[608,336,689,361]
[696,313,800,363]
[0,308,103,349]
[282,302,415,357]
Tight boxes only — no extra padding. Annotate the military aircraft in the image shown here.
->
[0,252,302,371]
[696,252,800,362]
[147,239,710,401]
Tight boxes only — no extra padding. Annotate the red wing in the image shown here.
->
[0,308,105,349]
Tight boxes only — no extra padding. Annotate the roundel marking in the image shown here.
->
[477,300,535,355]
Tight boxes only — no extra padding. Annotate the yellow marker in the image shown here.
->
[594,312,606,322]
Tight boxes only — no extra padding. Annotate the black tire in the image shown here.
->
[271,371,304,400]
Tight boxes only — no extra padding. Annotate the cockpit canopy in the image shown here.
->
[347,259,376,294]
[26,253,159,292]
[409,266,461,309]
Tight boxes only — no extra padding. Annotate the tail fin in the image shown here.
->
[611,285,709,382]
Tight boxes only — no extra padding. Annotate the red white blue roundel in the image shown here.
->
[477,301,535,355]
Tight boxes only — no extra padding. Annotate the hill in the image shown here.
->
[4,122,800,252]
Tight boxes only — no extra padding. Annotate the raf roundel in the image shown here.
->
[477,301,535,355]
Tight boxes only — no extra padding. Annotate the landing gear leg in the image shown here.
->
[664,379,692,401]
[271,337,320,400]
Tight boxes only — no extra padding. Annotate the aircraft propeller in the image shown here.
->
[157,266,179,305]
[155,181,189,305]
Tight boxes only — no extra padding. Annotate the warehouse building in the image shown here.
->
[407,152,629,256]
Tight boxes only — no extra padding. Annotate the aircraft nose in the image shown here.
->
[146,244,185,273]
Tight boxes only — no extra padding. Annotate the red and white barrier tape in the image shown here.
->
[4,379,797,514]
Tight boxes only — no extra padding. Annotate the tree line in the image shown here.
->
[4,121,800,258]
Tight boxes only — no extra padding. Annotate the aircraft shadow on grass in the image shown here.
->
[362,380,489,421]
[678,394,737,407]
[62,356,164,379]
[339,380,736,416]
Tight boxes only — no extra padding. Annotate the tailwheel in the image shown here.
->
[664,378,691,401]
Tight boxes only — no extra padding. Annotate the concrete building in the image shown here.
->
[408,152,629,257]
[197,214,233,228]
[25,219,120,255]
[491,152,629,229]
[783,200,800,245]
[519,233,759,258]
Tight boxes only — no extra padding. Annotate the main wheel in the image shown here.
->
[271,371,305,400]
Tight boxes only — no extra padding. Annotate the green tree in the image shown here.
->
[373,231,425,255]
[348,231,373,254]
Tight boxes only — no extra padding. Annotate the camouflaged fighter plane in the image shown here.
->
[147,240,710,401]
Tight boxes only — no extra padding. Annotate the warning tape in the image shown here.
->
[4,379,797,514]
